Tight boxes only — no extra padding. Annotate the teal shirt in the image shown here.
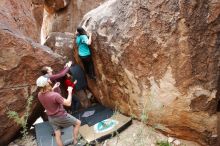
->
[76,35,91,56]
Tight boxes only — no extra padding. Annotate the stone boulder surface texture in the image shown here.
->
[0,0,41,41]
[0,27,65,145]
[41,0,104,44]
[44,32,75,60]
[76,0,220,145]
[0,1,66,145]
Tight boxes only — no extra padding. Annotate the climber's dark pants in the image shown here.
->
[80,55,95,79]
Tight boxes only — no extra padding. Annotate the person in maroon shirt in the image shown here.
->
[64,73,80,112]
[41,61,72,93]
[36,76,81,146]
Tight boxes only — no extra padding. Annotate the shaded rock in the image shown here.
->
[41,0,104,44]
[0,24,65,145]
[75,0,220,145]
[44,0,70,13]
[32,0,45,5]
[31,0,44,33]
[44,32,74,60]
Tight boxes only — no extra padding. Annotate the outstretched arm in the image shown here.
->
[50,67,69,81]
[49,61,72,81]
[87,32,92,45]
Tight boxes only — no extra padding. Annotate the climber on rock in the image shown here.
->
[75,26,96,80]
[36,76,81,146]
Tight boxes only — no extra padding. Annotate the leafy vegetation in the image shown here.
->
[156,140,172,146]
[7,96,34,139]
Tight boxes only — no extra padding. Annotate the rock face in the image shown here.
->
[41,0,104,44]
[76,0,220,145]
[0,1,66,145]
[44,32,74,60]
[44,0,70,13]
[31,0,44,34]
[0,25,65,145]
[0,0,40,41]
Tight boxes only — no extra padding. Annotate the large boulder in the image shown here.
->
[75,0,220,145]
[0,0,40,41]
[44,32,74,60]
[0,24,65,145]
[31,0,45,34]
[44,0,70,13]
[41,0,104,44]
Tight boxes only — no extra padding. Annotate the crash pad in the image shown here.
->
[79,112,132,144]
[72,104,112,126]
[35,122,73,146]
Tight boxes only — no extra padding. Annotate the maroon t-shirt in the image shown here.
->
[38,91,67,117]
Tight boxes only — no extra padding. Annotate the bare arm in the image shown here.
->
[49,61,72,81]
[87,33,92,45]
[63,87,73,106]
[50,67,69,81]
[52,82,60,91]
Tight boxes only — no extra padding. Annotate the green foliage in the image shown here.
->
[140,110,148,123]
[7,96,34,139]
[156,140,171,146]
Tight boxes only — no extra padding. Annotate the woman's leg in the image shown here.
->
[80,55,96,79]
[80,56,90,75]
[72,94,80,112]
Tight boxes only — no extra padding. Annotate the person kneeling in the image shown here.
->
[36,76,81,146]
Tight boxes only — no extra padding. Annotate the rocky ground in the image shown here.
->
[8,120,200,146]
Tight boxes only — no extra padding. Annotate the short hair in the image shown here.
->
[41,66,48,75]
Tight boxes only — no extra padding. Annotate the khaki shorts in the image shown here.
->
[48,113,78,131]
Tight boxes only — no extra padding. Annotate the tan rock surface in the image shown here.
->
[0,24,65,145]
[44,32,74,60]
[0,0,40,41]
[73,0,220,145]
[31,0,44,35]
[41,0,104,44]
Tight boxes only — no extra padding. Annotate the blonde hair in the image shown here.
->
[39,84,52,94]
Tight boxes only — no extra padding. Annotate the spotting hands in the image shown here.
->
[65,61,72,68]
[67,86,73,93]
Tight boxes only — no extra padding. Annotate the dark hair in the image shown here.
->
[41,66,48,75]
[77,27,87,35]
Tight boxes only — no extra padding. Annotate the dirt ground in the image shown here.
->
[8,120,201,146]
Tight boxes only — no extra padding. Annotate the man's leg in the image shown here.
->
[73,120,81,145]
[54,130,63,146]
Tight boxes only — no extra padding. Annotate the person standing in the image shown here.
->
[70,64,92,108]
[64,73,80,112]
[76,27,96,80]
[36,76,81,146]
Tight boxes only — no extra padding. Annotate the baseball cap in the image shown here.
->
[36,76,48,87]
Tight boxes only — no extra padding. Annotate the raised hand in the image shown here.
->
[67,86,73,93]
[73,80,77,84]
[54,82,60,88]
[65,61,72,67]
